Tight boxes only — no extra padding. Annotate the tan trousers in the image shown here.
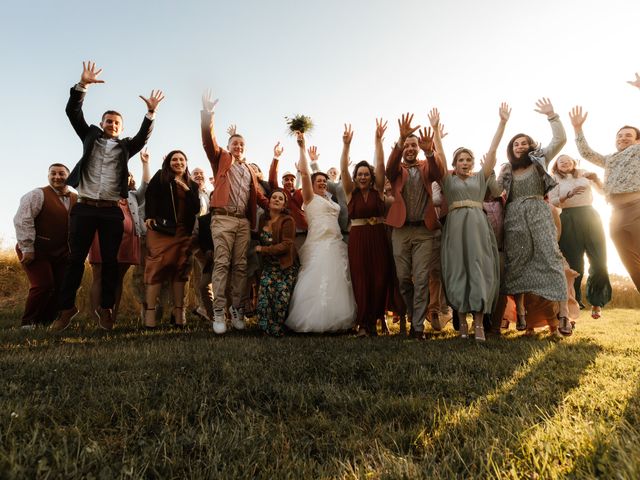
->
[211,215,251,310]
[610,199,640,291]
[391,225,439,333]
[427,235,449,316]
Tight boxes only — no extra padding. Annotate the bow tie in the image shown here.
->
[57,191,71,198]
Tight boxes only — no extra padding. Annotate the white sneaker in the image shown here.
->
[212,309,227,335]
[229,306,245,330]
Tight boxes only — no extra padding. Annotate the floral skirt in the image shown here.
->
[257,260,298,337]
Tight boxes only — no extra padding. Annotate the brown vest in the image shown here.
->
[34,186,77,259]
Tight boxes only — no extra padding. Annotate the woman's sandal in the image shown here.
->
[591,306,602,319]
[459,320,469,339]
[516,313,527,331]
[558,316,573,336]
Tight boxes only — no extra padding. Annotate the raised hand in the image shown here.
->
[140,148,150,164]
[499,102,512,122]
[534,97,555,117]
[307,145,319,161]
[202,89,219,113]
[569,105,588,131]
[439,123,448,139]
[397,113,420,140]
[343,123,354,145]
[418,127,435,152]
[227,124,237,136]
[295,131,305,148]
[375,118,387,142]
[428,108,440,128]
[79,61,104,86]
[273,141,284,158]
[627,72,640,89]
[139,90,165,112]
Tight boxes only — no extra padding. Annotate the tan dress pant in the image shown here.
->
[211,215,251,310]
[610,199,640,292]
[391,225,440,333]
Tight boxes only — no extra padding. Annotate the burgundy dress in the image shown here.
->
[348,189,391,334]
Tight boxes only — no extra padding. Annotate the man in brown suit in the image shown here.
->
[13,164,78,328]
[200,90,269,334]
[385,114,444,339]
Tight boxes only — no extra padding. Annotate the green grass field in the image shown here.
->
[1,309,639,479]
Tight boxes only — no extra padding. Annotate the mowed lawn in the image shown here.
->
[0,310,639,479]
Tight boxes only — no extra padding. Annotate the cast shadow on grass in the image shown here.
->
[334,337,602,478]
[567,373,640,479]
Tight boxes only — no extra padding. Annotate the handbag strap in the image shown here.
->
[170,182,178,222]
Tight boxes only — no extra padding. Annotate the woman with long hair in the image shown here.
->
[143,150,200,328]
[549,154,611,318]
[497,98,571,336]
[255,189,298,336]
[339,119,391,336]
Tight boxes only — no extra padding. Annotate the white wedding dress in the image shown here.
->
[286,195,356,332]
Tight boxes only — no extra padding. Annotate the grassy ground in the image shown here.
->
[1,309,639,479]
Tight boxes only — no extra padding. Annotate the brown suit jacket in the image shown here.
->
[200,110,268,229]
[384,143,444,230]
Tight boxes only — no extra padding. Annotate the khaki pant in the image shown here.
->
[610,199,640,292]
[391,225,440,333]
[211,215,251,310]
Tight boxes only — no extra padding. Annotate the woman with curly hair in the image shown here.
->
[340,119,391,336]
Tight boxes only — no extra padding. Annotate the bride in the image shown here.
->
[286,131,356,332]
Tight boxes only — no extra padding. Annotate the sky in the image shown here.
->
[1,0,639,276]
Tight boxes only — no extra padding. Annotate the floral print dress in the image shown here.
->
[257,230,299,336]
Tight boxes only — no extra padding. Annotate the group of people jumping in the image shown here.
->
[13,62,640,341]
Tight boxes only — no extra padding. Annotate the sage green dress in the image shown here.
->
[441,171,499,313]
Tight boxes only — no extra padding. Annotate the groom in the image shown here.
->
[385,113,445,339]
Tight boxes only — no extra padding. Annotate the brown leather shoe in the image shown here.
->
[95,307,114,330]
[50,307,78,333]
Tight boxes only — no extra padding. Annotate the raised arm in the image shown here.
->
[374,118,387,197]
[428,108,447,177]
[569,105,606,168]
[268,142,283,189]
[482,102,511,178]
[386,113,420,181]
[627,72,640,90]
[340,124,355,196]
[534,98,566,165]
[200,89,221,172]
[66,61,105,139]
[297,132,314,204]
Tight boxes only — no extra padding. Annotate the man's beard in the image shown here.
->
[510,154,532,170]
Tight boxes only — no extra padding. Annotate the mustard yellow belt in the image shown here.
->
[350,217,385,226]
[449,200,483,210]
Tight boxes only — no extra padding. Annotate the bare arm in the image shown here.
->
[297,132,314,204]
[428,108,447,178]
[374,118,387,198]
[482,102,511,179]
[340,124,355,197]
